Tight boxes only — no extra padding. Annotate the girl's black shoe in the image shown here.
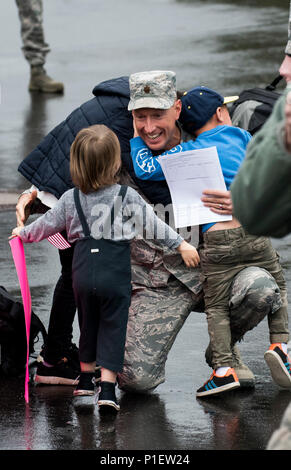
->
[73,372,96,407]
[98,381,120,413]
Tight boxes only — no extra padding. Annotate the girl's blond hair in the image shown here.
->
[70,124,121,193]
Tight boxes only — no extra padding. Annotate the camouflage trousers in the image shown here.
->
[15,0,50,67]
[200,228,288,369]
[118,264,283,392]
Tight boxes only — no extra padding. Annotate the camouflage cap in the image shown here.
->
[128,70,177,111]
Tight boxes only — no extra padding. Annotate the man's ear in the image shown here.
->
[131,112,138,136]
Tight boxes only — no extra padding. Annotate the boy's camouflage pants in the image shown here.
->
[15,0,50,67]
[118,264,283,392]
[200,229,288,369]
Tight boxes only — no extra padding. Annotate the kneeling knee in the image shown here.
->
[118,369,164,394]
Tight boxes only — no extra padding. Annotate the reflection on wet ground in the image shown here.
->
[1,0,291,452]
[0,302,291,451]
[1,212,291,451]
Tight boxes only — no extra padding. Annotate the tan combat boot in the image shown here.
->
[29,66,64,93]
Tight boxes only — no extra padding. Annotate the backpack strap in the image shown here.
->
[266,75,283,91]
[110,185,128,225]
[73,188,90,237]
[74,186,128,237]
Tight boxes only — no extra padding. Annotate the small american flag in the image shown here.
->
[47,233,71,250]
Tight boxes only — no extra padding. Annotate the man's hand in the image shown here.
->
[284,90,291,153]
[15,190,37,227]
[177,240,200,268]
[201,189,233,215]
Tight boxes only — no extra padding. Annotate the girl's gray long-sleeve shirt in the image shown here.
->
[20,184,183,250]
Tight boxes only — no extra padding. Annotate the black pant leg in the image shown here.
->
[43,240,76,364]
[76,291,100,364]
[96,292,131,373]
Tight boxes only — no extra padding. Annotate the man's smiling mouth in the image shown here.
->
[146,132,162,141]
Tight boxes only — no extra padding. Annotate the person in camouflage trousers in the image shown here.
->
[15,0,64,93]
[117,70,284,393]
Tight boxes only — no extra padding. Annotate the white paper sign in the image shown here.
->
[158,146,232,228]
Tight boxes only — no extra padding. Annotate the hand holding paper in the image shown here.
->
[158,146,232,228]
[201,188,233,215]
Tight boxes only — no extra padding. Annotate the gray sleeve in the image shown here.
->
[20,193,67,243]
[124,187,183,249]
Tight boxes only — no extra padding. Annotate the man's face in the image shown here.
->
[132,100,182,151]
[279,55,291,83]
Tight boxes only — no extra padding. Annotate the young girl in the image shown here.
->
[12,124,199,412]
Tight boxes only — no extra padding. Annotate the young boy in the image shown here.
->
[130,86,290,397]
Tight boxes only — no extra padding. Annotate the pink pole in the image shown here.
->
[9,237,31,403]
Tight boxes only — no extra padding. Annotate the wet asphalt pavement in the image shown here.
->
[0,0,291,456]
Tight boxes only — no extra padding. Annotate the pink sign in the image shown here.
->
[9,236,31,403]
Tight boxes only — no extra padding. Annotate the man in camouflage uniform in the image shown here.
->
[15,0,64,93]
[118,70,283,392]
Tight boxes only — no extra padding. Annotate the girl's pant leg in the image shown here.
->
[76,292,99,364]
[96,292,131,373]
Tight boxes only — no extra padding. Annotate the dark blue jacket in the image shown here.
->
[18,76,172,206]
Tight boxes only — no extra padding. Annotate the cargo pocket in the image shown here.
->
[201,245,232,264]
[251,236,269,252]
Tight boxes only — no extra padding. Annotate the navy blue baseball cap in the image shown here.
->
[180,86,239,131]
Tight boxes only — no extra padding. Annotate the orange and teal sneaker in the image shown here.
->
[196,368,240,398]
[264,343,291,388]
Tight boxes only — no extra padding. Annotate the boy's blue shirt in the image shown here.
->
[130,125,252,186]
[130,125,252,232]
